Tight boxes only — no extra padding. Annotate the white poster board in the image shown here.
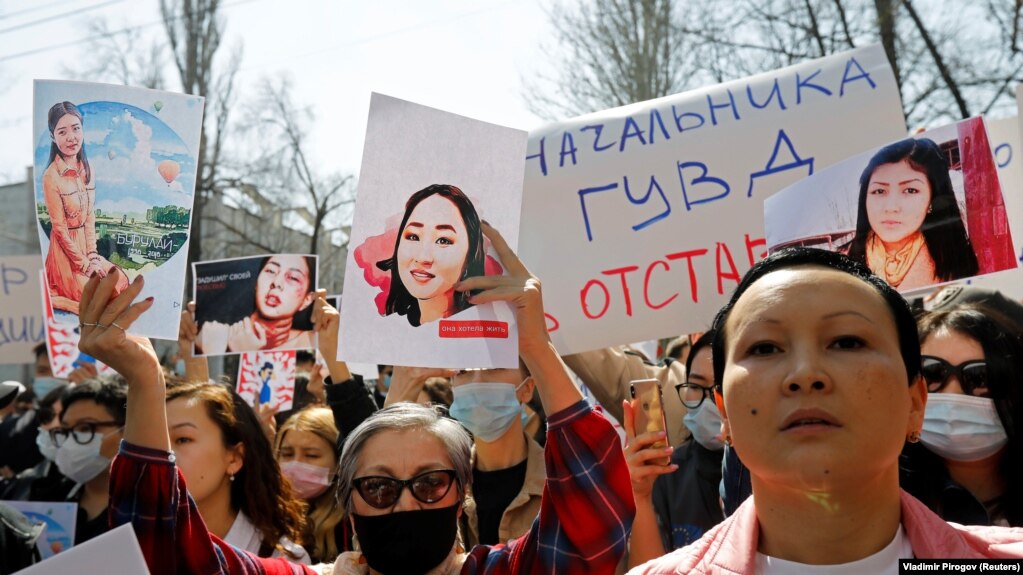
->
[33,81,203,341]
[520,44,907,354]
[0,256,45,364]
[236,350,297,412]
[765,118,1017,292]
[2,500,77,559]
[13,523,149,574]
[340,94,527,368]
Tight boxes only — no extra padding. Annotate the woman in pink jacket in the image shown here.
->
[630,247,1023,574]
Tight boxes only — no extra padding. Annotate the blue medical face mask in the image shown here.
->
[449,378,529,442]
[683,400,725,451]
[32,377,66,398]
[382,374,392,390]
[174,359,186,376]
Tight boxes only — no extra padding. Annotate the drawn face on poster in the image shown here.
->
[765,118,1017,292]
[33,81,203,341]
[340,94,526,369]
[192,254,318,356]
[358,184,503,327]
[236,350,296,412]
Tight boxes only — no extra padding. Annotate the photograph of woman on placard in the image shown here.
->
[41,101,129,313]
[374,184,485,327]
[842,137,978,290]
[194,254,317,355]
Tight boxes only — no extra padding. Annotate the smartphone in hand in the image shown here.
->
[630,378,670,465]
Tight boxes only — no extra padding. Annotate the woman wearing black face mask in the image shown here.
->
[86,225,635,575]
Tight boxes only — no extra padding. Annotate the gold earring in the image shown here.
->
[927,204,933,214]
[724,434,732,447]
[907,430,921,443]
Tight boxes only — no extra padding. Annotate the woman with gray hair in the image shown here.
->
[83,224,635,575]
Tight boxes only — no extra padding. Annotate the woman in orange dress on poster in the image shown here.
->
[41,101,128,315]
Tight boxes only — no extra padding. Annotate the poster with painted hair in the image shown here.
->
[41,272,115,379]
[32,80,203,340]
[192,254,319,356]
[339,94,527,369]
[765,117,1017,292]
[237,350,296,412]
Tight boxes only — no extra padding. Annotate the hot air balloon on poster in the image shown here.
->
[107,149,116,160]
[158,160,180,185]
[153,101,164,113]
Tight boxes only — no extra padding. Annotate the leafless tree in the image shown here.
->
[63,20,167,89]
[530,0,1023,128]
[525,0,711,120]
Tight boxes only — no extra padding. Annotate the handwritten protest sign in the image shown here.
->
[0,256,45,364]
[237,350,296,412]
[765,117,1016,292]
[2,501,77,559]
[520,44,906,354]
[13,522,149,574]
[192,255,318,356]
[340,94,526,368]
[33,81,203,341]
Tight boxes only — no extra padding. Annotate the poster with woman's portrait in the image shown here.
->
[764,117,1017,292]
[33,80,204,340]
[339,94,527,369]
[41,272,115,379]
[236,350,296,413]
[192,254,319,356]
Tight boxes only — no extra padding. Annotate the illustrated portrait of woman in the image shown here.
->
[843,137,978,291]
[375,184,484,327]
[41,101,129,314]
[196,255,317,354]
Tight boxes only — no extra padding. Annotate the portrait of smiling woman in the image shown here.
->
[195,254,318,354]
[376,184,485,327]
[843,137,978,290]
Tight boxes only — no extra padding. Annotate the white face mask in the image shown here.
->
[683,400,725,451]
[36,428,59,462]
[920,393,1008,462]
[55,432,113,484]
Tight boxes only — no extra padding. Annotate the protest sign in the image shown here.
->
[41,272,115,379]
[13,522,149,574]
[237,350,296,412]
[765,117,1016,292]
[0,256,45,364]
[33,81,203,341]
[340,94,527,368]
[2,501,77,559]
[192,255,318,356]
[520,44,906,354]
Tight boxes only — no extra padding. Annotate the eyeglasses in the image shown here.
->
[351,469,458,509]
[50,421,121,447]
[674,382,714,409]
[919,356,989,397]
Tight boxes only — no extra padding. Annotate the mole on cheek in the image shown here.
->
[750,408,758,416]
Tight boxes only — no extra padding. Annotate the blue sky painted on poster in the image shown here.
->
[34,101,197,218]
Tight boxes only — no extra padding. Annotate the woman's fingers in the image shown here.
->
[481,222,530,278]
[98,275,145,326]
[622,399,637,443]
[80,274,101,322]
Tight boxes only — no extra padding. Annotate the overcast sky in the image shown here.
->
[0,0,552,185]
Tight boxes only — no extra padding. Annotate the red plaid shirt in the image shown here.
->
[109,400,635,574]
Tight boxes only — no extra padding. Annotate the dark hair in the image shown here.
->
[47,102,91,184]
[165,379,306,558]
[61,377,127,425]
[685,330,716,378]
[36,385,67,425]
[915,304,1023,525]
[256,255,317,330]
[32,343,48,362]
[710,247,920,393]
[376,184,484,327]
[295,350,315,366]
[844,138,978,282]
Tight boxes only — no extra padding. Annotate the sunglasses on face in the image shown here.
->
[351,469,458,509]
[919,356,989,397]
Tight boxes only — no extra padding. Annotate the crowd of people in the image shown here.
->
[2,221,1023,574]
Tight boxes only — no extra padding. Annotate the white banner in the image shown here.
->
[0,256,45,364]
[520,44,907,354]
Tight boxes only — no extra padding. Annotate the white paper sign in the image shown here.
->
[33,81,203,341]
[0,256,46,365]
[237,349,297,412]
[520,44,907,354]
[13,523,149,574]
[2,500,77,560]
[765,117,1017,292]
[340,94,527,368]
